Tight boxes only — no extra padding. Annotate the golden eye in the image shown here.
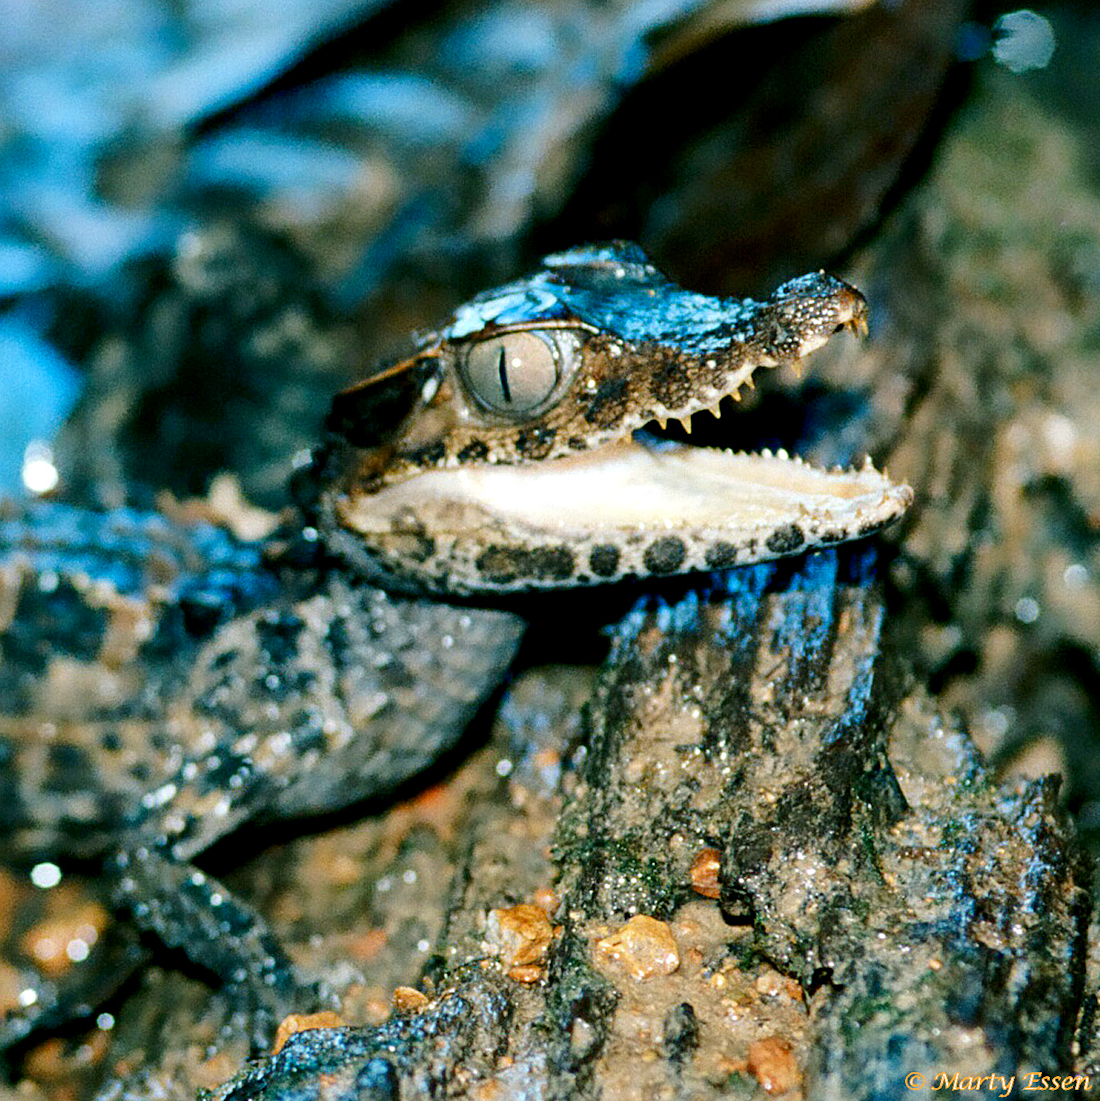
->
[462,331,559,413]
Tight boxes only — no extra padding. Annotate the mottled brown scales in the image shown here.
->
[583,373,632,429]
[650,350,705,410]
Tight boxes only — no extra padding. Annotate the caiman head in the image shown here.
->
[309,242,911,594]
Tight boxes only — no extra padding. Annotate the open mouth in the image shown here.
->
[322,252,910,593]
[417,441,905,535]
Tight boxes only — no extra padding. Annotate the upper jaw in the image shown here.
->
[328,246,873,484]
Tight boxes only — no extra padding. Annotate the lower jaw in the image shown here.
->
[328,439,911,594]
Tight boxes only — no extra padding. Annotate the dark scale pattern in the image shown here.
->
[650,353,696,410]
[456,439,490,463]
[255,611,306,668]
[765,523,806,555]
[643,536,688,575]
[44,743,93,795]
[589,544,621,577]
[402,440,446,468]
[8,577,109,663]
[704,542,740,569]
[475,545,576,584]
[584,376,631,428]
[515,425,557,459]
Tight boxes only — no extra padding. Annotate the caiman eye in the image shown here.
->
[461,331,560,413]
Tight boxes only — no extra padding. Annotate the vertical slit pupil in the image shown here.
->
[497,346,513,403]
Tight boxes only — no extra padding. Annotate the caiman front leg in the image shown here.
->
[111,842,302,1047]
[110,570,525,1046]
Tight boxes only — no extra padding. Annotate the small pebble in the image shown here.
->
[391,986,430,1012]
[486,904,554,979]
[689,848,721,899]
[747,1036,799,1095]
[596,914,679,979]
[272,1011,346,1054]
[486,904,553,964]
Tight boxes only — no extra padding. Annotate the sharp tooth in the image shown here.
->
[745,376,755,390]
[681,417,692,435]
[731,389,742,402]
[710,404,722,419]
[657,417,667,430]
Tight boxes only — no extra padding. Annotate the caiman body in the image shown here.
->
[0,243,909,1054]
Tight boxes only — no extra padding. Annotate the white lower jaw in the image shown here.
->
[338,438,912,542]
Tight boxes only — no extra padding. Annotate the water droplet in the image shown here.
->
[1014,596,1040,624]
[22,440,59,495]
[992,9,1056,74]
[66,938,90,963]
[30,862,62,889]
[1063,563,1088,589]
